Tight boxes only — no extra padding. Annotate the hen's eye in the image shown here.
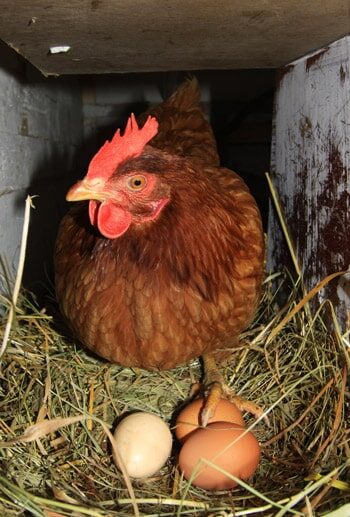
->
[128,175,147,191]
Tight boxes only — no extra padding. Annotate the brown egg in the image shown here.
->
[175,398,245,443]
[178,421,260,490]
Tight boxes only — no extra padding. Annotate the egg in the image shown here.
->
[178,421,260,490]
[175,398,245,443]
[112,412,172,478]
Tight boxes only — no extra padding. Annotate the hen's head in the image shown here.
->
[66,114,170,239]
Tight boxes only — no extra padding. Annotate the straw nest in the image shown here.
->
[0,264,349,517]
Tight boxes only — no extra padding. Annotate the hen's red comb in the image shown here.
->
[86,114,159,181]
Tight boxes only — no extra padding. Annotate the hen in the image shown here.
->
[55,79,265,424]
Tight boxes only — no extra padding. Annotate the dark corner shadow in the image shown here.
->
[207,69,275,230]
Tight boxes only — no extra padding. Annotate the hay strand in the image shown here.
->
[266,270,347,344]
[0,195,33,358]
[265,173,301,278]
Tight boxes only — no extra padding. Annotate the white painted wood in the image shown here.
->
[268,36,350,329]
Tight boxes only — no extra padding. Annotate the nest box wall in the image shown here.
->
[0,43,83,292]
[268,36,350,330]
[0,1,349,75]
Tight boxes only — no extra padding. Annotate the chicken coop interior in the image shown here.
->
[0,1,348,310]
[0,1,349,516]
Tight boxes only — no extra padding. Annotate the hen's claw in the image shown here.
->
[200,381,222,427]
[227,394,270,426]
[200,352,270,427]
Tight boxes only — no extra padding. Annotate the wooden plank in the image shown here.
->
[268,36,350,330]
[0,0,348,75]
[0,42,82,291]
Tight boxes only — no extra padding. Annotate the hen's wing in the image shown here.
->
[139,78,220,167]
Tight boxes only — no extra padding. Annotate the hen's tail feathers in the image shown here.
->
[140,78,220,167]
[166,77,201,111]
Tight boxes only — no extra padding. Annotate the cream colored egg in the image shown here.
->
[112,412,172,478]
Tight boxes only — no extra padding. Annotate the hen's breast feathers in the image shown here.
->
[139,78,220,168]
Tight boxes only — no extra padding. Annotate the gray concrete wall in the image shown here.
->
[0,43,83,295]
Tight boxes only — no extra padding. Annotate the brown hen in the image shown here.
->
[54,79,265,423]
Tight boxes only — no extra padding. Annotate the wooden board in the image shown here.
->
[0,0,349,75]
[268,36,350,330]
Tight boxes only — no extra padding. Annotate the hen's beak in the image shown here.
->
[66,179,106,202]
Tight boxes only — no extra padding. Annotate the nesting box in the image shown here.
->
[0,3,349,515]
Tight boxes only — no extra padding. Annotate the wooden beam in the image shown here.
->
[0,1,348,75]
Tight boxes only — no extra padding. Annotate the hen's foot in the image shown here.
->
[200,352,269,427]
